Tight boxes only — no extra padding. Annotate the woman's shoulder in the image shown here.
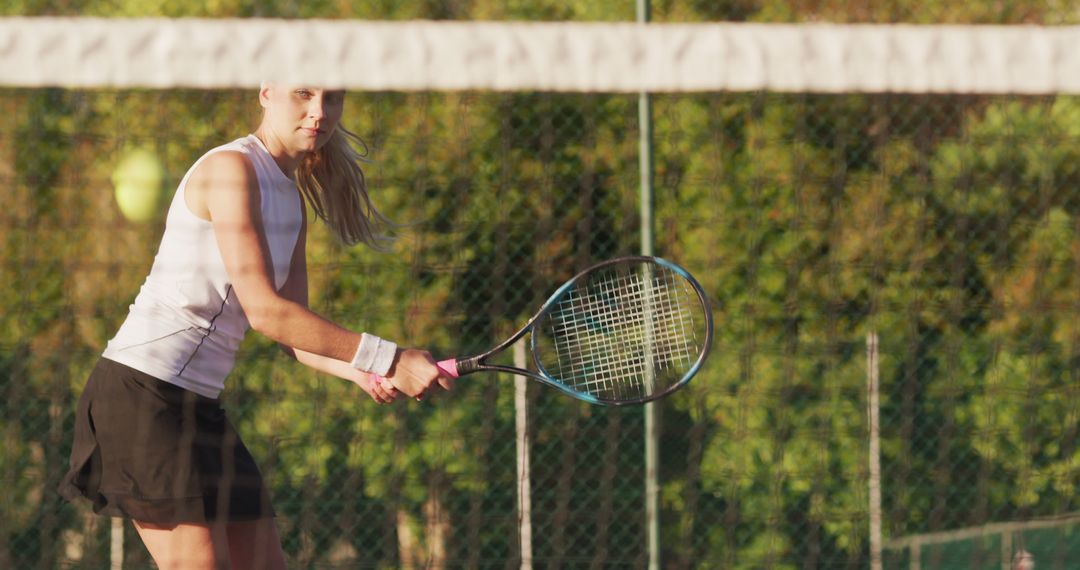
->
[188,136,258,170]
[186,148,257,194]
[216,134,264,156]
[198,137,257,169]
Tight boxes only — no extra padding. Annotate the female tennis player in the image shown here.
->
[58,84,451,569]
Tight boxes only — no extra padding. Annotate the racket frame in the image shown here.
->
[447,256,713,406]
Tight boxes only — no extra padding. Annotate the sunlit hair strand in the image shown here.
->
[295,127,393,248]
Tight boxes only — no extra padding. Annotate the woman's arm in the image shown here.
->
[294,348,400,403]
[192,151,356,358]
[187,150,444,397]
[275,203,399,403]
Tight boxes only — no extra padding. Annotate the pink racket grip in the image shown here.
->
[371,358,460,385]
[436,358,460,379]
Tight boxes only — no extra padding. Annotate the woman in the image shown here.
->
[58,84,451,569]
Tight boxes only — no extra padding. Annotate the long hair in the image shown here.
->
[295,126,393,248]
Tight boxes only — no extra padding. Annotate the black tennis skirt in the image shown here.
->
[58,358,274,523]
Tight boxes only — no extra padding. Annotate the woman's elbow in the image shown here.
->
[244,302,284,339]
[279,344,298,360]
[239,294,303,346]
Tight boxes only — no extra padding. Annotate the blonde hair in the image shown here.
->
[295,126,393,248]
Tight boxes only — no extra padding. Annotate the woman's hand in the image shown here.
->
[385,348,454,400]
[354,372,400,404]
[290,347,403,404]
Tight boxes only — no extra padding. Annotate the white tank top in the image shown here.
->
[103,135,302,398]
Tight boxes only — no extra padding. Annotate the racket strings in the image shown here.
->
[542,263,704,400]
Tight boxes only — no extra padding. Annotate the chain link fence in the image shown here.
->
[3,4,1080,570]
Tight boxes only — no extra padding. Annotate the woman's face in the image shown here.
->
[260,85,345,155]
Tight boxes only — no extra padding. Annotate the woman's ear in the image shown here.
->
[259,82,273,109]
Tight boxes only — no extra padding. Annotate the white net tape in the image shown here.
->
[3,17,1080,93]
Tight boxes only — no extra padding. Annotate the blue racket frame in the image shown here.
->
[451,256,713,406]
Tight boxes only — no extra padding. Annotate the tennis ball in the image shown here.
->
[112,148,164,223]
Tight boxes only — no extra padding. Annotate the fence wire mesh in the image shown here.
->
[4,86,1078,570]
[3,4,1080,570]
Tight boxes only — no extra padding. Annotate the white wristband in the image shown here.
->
[350,333,398,376]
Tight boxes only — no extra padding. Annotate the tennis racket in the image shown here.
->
[434,256,713,406]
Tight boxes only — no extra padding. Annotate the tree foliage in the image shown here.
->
[2,1,1079,568]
